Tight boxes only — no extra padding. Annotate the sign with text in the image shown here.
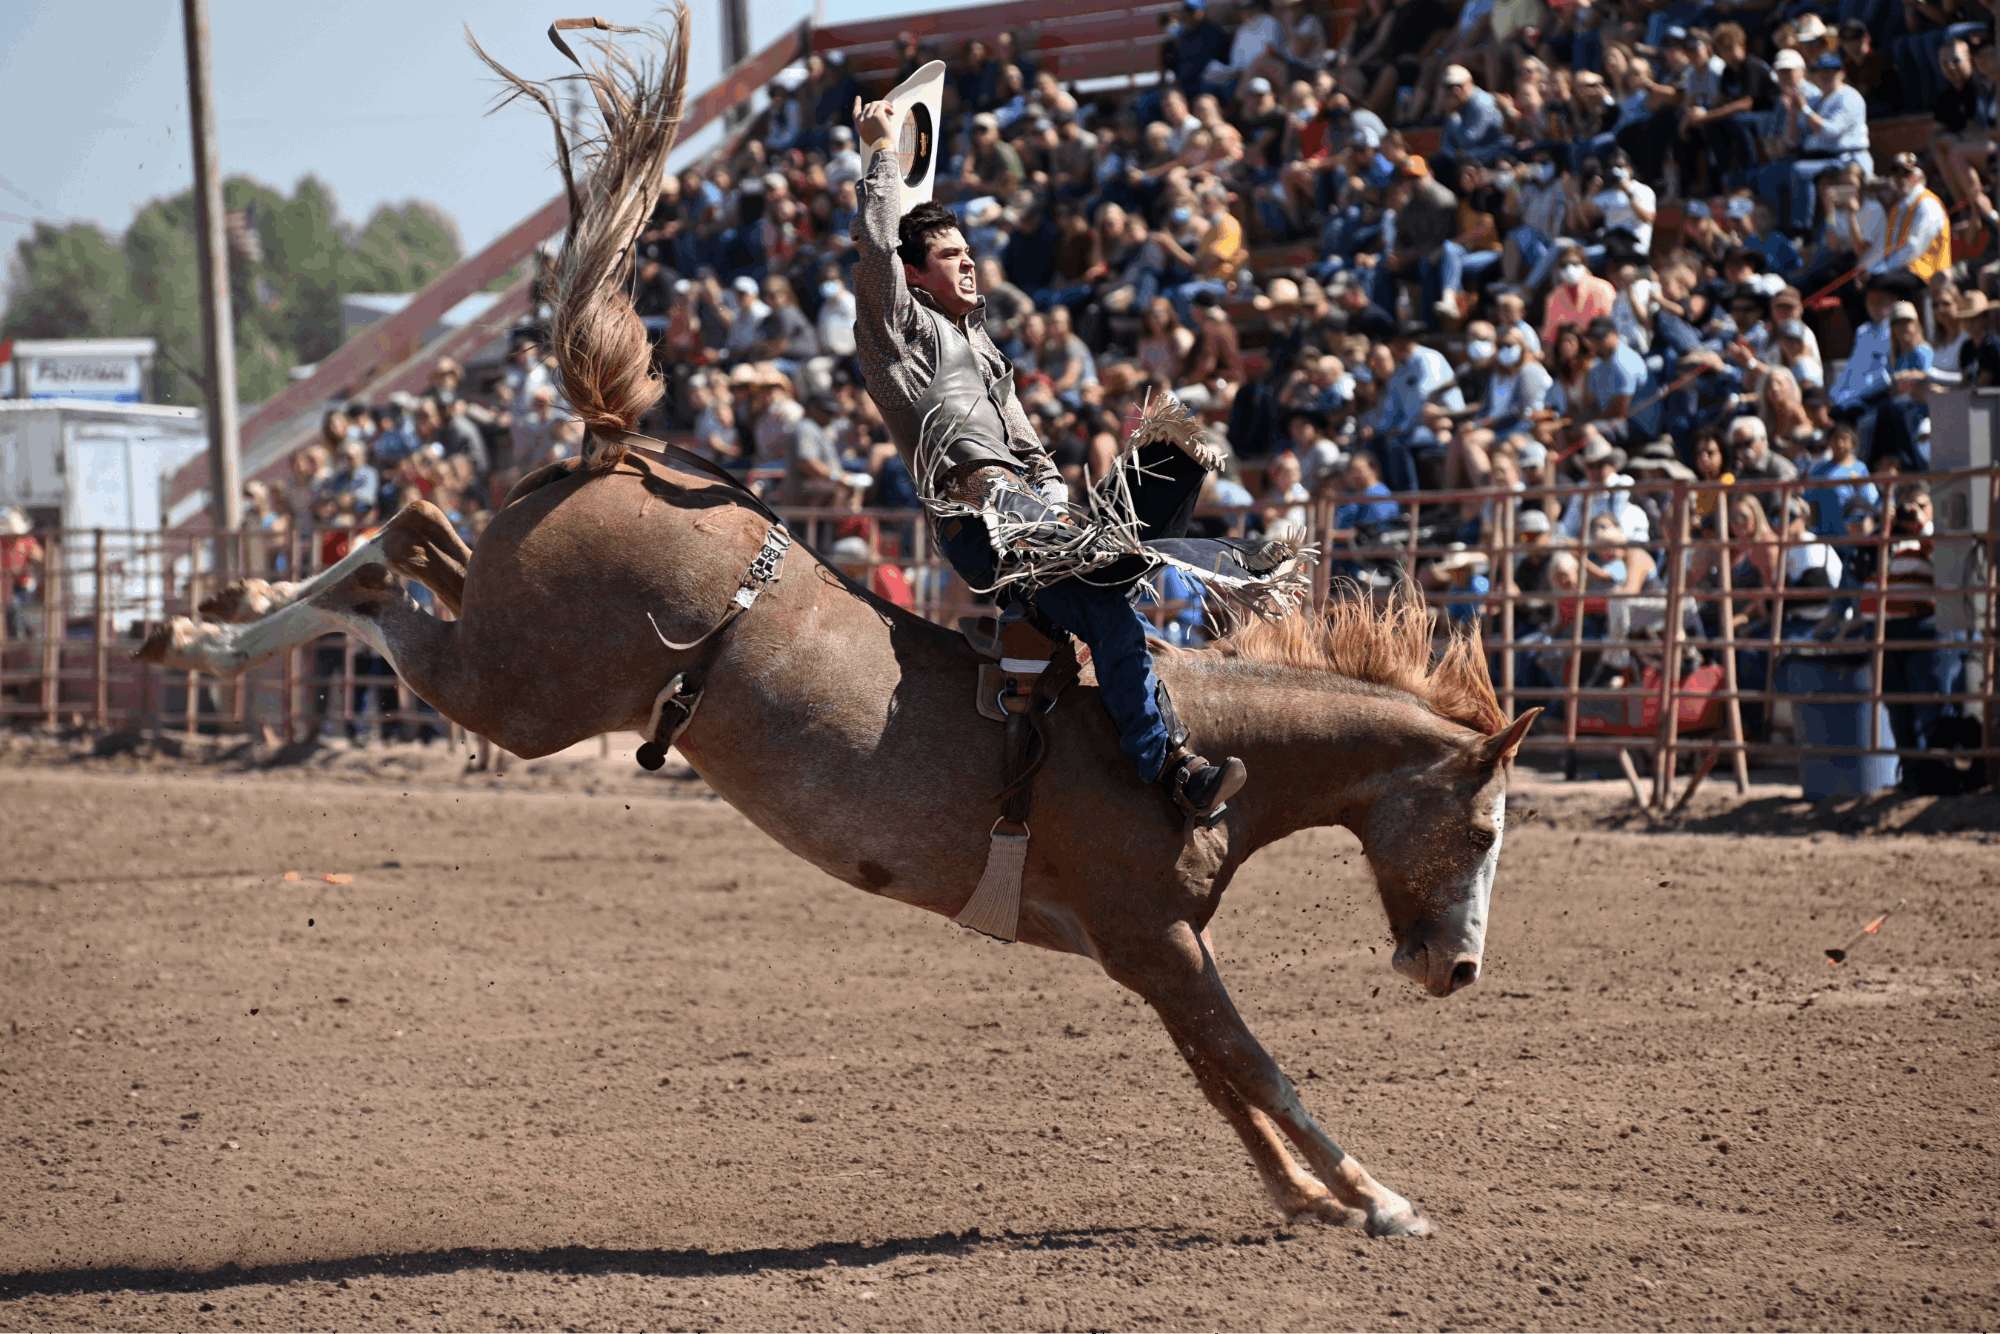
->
[23,352,145,402]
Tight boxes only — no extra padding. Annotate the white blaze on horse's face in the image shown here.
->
[1387,783,1505,999]
[1367,713,1534,1000]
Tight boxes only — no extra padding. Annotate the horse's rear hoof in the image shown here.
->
[1364,1204,1433,1238]
[131,622,178,664]
[200,578,284,623]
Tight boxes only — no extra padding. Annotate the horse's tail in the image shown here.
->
[467,8,691,473]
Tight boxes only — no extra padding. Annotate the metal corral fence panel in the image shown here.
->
[3,468,1994,805]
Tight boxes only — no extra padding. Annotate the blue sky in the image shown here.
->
[0,0,939,295]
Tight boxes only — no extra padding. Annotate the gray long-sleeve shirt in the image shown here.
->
[850,149,1055,491]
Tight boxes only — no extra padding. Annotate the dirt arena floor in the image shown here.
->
[1,744,1997,1332]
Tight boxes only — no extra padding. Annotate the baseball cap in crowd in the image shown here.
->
[1585,316,1619,338]
[1839,17,1870,40]
[1772,48,1805,70]
[1245,76,1273,96]
[1813,52,1845,71]
[1890,301,1921,323]
[1843,497,1878,523]
[1726,196,1756,219]
[1795,13,1829,41]
[1888,150,1922,176]
[732,275,760,295]
[1775,319,1809,341]
[806,391,844,416]
[1034,399,1065,420]
[1660,24,1691,47]
[829,126,854,145]
[1516,508,1552,534]
[1441,64,1473,85]
[1182,0,1206,9]
[972,111,1000,130]
[1392,319,1429,342]
[1351,122,1383,150]
[1515,438,1549,472]
[1684,199,1711,218]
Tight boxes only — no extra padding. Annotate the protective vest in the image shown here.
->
[1885,189,1951,281]
[870,297,1033,484]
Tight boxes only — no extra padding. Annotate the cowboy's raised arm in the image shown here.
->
[849,99,922,403]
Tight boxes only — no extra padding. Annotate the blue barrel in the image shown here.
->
[1781,658,1899,798]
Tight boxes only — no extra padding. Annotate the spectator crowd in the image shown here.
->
[242,0,1992,772]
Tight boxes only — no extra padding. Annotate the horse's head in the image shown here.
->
[1361,708,1539,998]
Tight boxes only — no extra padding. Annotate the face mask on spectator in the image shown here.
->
[1531,161,1555,183]
[1466,339,1496,362]
[1498,344,1523,367]
[1609,166,1630,184]
[1494,171,1516,191]
[1558,262,1586,287]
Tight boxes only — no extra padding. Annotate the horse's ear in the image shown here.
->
[1478,708,1541,770]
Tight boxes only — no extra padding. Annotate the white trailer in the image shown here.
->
[0,399,210,614]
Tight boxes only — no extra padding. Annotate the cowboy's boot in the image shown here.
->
[1158,746,1248,819]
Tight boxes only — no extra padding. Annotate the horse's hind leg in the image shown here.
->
[137,547,401,677]
[200,501,470,622]
[1110,924,1431,1238]
[374,501,471,614]
[1159,1018,1366,1228]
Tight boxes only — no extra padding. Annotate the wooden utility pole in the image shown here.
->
[722,0,752,126]
[181,0,242,537]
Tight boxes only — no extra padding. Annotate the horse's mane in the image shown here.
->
[1193,597,1509,736]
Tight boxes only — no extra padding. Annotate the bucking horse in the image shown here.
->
[138,7,1539,1239]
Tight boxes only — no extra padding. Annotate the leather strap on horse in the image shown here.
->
[996,640,1081,825]
[954,638,1080,942]
[608,429,786,524]
[644,521,792,653]
[634,515,793,771]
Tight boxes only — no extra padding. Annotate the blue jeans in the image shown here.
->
[1883,617,1967,758]
[1372,429,1426,493]
[1169,278,1231,327]
[1033,283,1094,311]
[938,512,1171,781]
[1785,153,1873,232]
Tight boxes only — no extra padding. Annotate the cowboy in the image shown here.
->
[849,96,1247,819]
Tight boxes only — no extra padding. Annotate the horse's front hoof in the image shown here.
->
[1364,1203,1433,1238]
[1288,1200,1368,1232]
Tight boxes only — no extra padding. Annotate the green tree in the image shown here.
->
[2,175,462,407]
[1,222,128,340]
